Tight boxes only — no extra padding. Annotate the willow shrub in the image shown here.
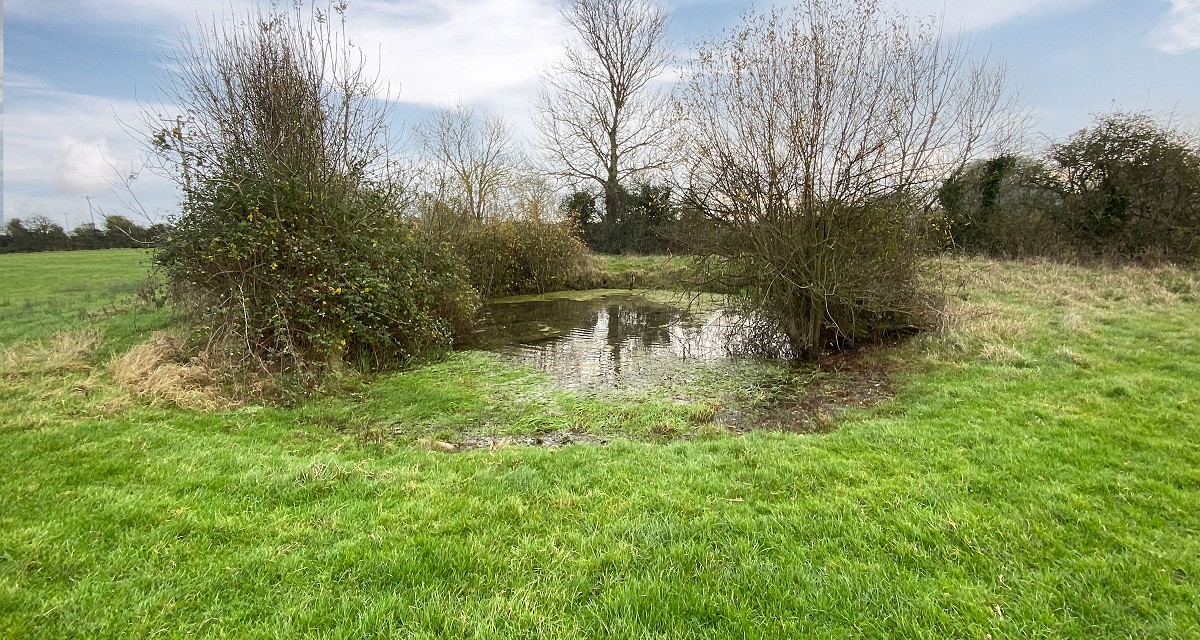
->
[677,0,1010,358]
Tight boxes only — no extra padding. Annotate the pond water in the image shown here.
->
[463,291,739,390]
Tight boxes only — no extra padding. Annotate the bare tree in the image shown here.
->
[534,0,676,223]
[677,0,1017,358]
[417,104,517,223]
[504,170,562,221]
[145,2,400,212]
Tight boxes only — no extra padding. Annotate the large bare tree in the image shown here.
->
[677,0,1017,358]
[534,0,676,222]
[417,104,517,223]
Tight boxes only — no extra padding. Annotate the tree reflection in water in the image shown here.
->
[466,293,735,389]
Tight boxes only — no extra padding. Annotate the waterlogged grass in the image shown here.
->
[283,350,720,444]
[1,252,1199,637]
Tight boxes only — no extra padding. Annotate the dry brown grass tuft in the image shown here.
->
[937,298,1030,356]
[111,332,234,411]
[950,258,1200,311]
[932,257,1199,361]
[1060,309,1091,335]
[0,328,103,376]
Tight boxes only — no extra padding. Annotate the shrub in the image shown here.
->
[1049,111,1200,263]
[159,209,478,379]
[450,219,593,298]
[147,2,478,391]
[938,113,1200,264]
[676,0,1013,358]
[693,196,940,357]
[938,155,1065,258]
[568,183,681,254]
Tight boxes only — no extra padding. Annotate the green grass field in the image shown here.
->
[0,249,163,345]
[1,250,1198,638]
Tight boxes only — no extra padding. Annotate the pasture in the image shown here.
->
[1,249,1197,638]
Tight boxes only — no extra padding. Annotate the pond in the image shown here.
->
[463,291,740,390]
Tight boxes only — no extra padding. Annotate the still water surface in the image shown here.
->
[466,292,737,389]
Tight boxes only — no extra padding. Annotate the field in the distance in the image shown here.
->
[1,249,1198,638]
[0,249,163,344]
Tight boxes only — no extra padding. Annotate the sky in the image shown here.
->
[2,0,1199,229]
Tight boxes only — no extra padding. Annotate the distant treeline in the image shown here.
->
[938,112,1200,264]
[0,215,166,253]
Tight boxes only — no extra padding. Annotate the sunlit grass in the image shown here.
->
[590,253,698,290]
[0,249,164,344]
[1,250,1197,638]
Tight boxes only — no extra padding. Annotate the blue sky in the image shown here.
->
[3,0,1199,228]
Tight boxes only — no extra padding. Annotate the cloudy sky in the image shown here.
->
[3,0,1199,229]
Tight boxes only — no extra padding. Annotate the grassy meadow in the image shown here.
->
[0,250,165,345]
[1,249,1198,638]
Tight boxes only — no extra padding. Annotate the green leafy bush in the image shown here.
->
[566,183,682,254]
[149,2,478,392]
[450,219,593,298]
[159,202,478,379]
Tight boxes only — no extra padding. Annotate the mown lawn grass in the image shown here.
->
[1,251,1198,638]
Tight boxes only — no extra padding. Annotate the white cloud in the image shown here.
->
[670,0,1101,34]
[52,140,119,194]
[4,1,576,225]
[354,0,566,109]
[6,0,255,27]
[3,87,176,227]
[1153,0,1200,53]
[8,0,568,134]
[9,0,568,108]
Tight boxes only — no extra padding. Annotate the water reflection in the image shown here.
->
[465,293,736,389]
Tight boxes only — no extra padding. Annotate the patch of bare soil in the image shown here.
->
[420,431,611,453]
[723,345,900,434]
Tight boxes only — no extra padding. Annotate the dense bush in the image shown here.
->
[692,196,939,357]
[148,2,478,390]
[566,183,681,254]
[445,218,593,298]
[938,155,1064,258]
[1050,111,1200,262]
[159,203,478,377]
[940,112,1200,264]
